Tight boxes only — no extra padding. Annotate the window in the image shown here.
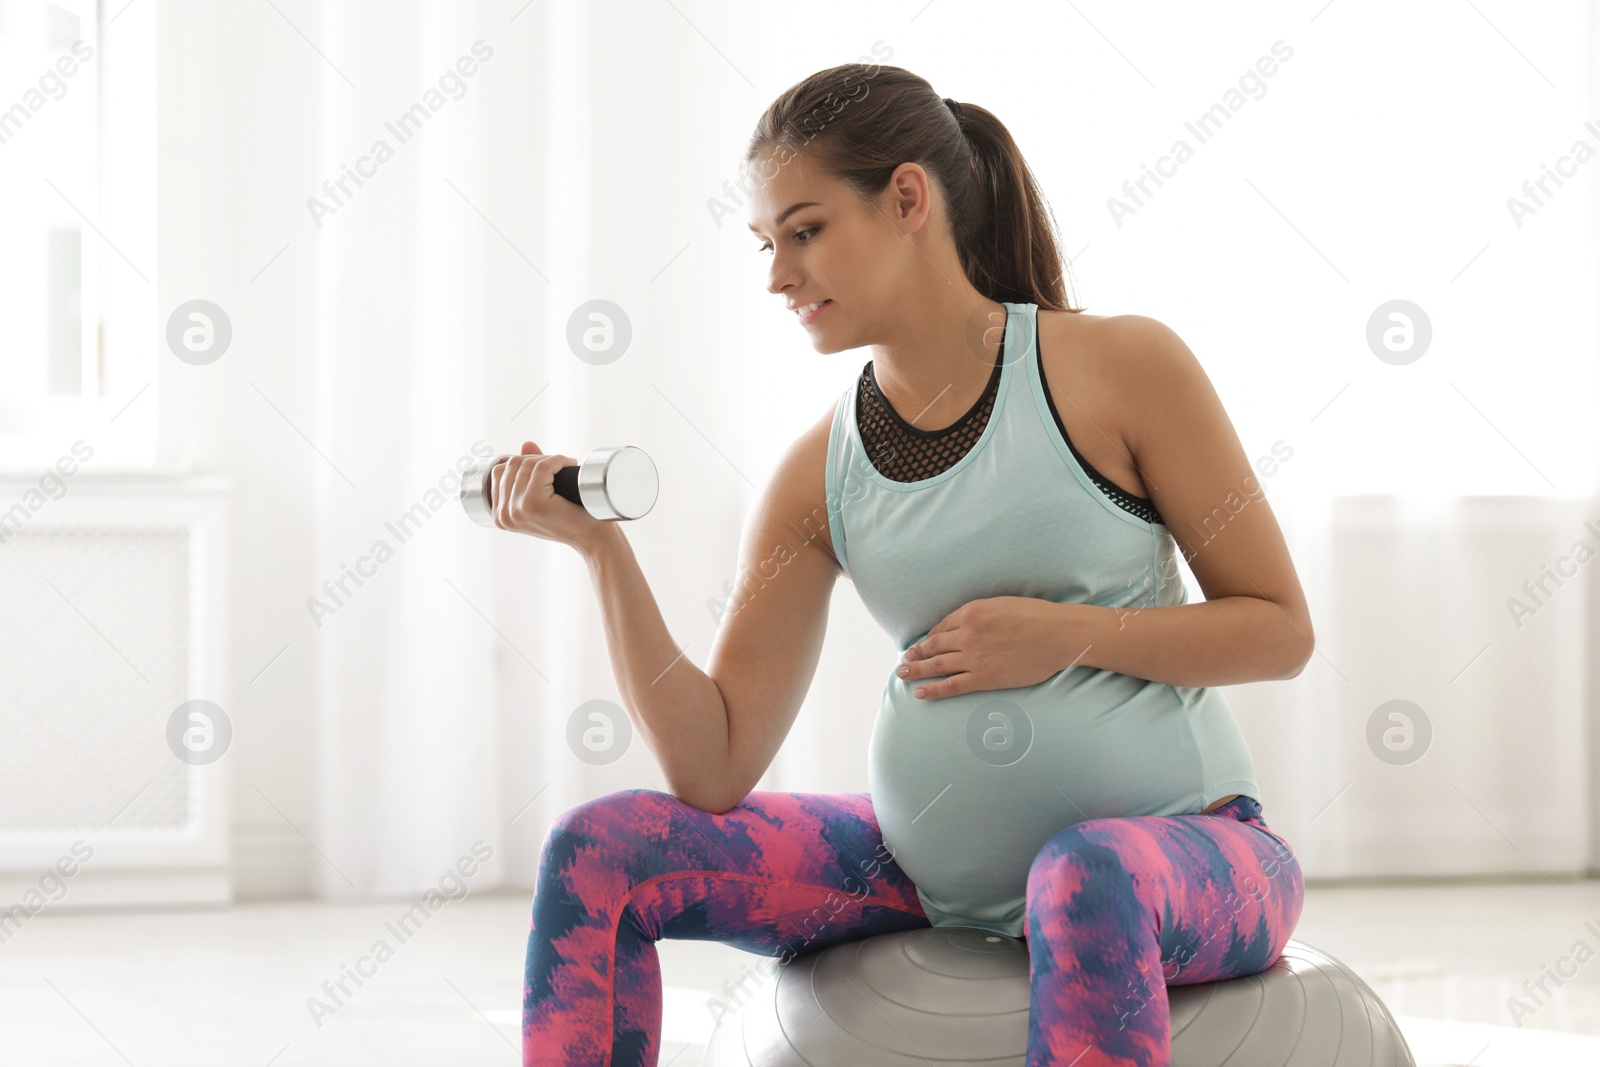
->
[0,0,154,470]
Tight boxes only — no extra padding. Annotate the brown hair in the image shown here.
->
[745,63,1082,312]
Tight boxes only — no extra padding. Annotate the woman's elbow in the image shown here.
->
[1281,616,1315,679]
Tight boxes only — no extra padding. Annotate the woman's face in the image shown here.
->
[746,149,938,354]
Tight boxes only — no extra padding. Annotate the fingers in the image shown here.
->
[496,454,535,528]
[492,457,514,528]
[898,650,958,683]
[507,454,550,520]
[493,443,542,526]
[502,456,530,525]
[495,452,577,530]
[904,628,952,662]
[528,453,576,500]
[490,458,511,529]
[912,672,973,701]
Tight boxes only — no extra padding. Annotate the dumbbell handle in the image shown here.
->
[461,445,658,526]
[551,465,583,507]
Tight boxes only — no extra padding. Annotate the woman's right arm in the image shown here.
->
[496,440,733,808]
[580,518,740,810]
[572,403,842,814]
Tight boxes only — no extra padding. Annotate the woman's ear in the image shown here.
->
[887,162,933,232]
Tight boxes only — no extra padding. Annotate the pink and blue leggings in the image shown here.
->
[522,788,1304,1067]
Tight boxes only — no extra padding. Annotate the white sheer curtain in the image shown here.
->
[304,0,778,894]
[1230,494,1595,878]
[309,1,501,896]
[303,0,1598,895]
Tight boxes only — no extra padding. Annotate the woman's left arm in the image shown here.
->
[1057,314,1315,688]
[900,316,1316,697]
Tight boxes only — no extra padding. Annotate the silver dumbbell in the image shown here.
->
[461,446,658,526]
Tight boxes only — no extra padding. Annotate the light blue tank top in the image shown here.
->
[823,300,1260,938]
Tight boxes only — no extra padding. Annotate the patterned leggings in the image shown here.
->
[523,788,1304,1067]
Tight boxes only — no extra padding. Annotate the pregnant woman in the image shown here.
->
[511,63,1311,1067]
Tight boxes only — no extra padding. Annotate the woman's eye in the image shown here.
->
[757,226,819,254]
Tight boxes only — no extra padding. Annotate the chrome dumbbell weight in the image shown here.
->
[460,446,658,527]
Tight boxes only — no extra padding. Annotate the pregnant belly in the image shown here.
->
[867,667,1205,918]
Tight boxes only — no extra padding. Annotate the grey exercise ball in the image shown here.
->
[702,927,1416,1066]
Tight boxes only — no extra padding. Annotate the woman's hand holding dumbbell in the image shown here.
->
[490,442,608,550]
[461,441,658,549]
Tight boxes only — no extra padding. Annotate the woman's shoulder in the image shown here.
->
[1035,309,1205,498]
[762,397,843,568]
[1038,308,1201,409]
[1034,308,1140,428]
[1038,308,1188,362]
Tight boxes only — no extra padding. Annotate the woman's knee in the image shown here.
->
[1252,833,1306,937]
[541,787,675,858]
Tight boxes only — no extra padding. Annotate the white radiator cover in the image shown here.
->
[0,474,231,907]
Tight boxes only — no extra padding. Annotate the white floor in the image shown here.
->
[1,879,1598,1066]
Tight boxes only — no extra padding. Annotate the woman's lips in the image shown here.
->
[799,299,833,325]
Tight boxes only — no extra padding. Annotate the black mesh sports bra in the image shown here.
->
[855,319,1165,526]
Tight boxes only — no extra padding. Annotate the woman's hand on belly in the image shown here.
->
[896,596,1080,700]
